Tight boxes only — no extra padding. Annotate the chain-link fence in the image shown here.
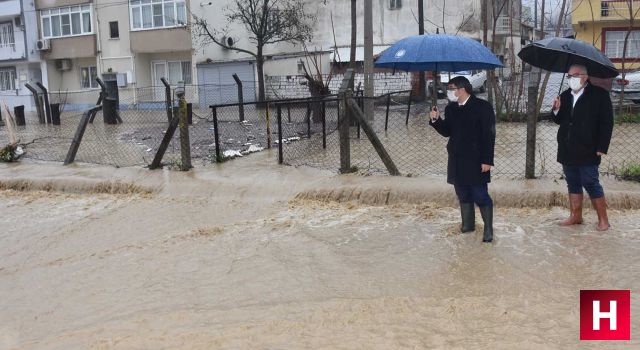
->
[1,74,639,179]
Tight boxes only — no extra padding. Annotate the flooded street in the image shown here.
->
[1,156,639,349]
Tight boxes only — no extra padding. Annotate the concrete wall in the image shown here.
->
[265,72,412,100]
[264,52,331,77]
[43,35,96,60]
[130,28,192,53]
[35,0,91,10]
[97,0,134,79]
[46,56,97,91]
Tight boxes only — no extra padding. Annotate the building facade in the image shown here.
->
[572,0,640,72]
[0,0,46,110]
[33,0,194,109]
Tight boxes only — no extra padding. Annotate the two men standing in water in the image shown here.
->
[428,65,614,243]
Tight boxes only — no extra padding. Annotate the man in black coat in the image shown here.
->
[429,76,496,243]
[551,64,614,231]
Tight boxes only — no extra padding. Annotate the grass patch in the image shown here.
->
[614,113,640,124]
[617,163,640,182]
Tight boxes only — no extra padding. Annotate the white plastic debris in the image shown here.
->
[14,146,24,156]
[246,144,264,153]
[223,150,243,158]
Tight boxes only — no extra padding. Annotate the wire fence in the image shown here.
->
[1,75,639,179]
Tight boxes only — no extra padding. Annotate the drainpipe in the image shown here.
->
[94,4,102,75]
[20,0,28,61]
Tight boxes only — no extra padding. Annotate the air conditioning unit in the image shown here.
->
[36,39,50,51]
[222,36,236,48]
[55,59,72,71]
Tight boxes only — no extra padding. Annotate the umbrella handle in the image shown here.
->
[558,74,565,96]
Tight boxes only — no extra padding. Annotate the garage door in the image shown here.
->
[197,61,256,107]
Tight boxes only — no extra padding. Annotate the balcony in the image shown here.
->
[42,35,96,60]
[0,0,21,17]
[600,0,638,21]
[494,16,521,36]
[0,43,24,61]
[130,28,191,53]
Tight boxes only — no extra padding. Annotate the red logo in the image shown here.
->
[580,290,630,340]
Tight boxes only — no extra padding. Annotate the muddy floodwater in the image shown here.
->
[0,155,639,349]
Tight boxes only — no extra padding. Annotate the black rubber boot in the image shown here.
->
[479,205,493,243]
[460,202,475,233]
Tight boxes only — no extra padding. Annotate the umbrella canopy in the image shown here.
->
[518,37,619,78]
[375,34,503,72]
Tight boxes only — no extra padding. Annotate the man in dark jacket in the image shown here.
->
[429,76,496,243]
[551,64,614,231]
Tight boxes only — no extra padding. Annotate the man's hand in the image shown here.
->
[429,106,439,122]
[552,96,561,112]
[481,164,492,173]
[597,152,606,157]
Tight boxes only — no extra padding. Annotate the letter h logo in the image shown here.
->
[580,290,630,340]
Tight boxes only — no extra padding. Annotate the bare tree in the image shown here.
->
[191,0,315,102]
[535,0,568,117]
[616,0,640,110]
[350,0,357,72]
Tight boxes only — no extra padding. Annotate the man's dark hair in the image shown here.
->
[449,76,473,95]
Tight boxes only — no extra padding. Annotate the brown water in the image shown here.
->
[1,158,639,349]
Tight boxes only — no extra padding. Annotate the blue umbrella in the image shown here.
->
[375,34,503,72]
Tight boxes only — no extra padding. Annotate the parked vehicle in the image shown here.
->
[611,70,640,104]
[428,70,488,94]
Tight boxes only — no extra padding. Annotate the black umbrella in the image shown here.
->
[518,37,619,94]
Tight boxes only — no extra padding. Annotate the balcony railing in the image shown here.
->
[495,16,521,35]
[601,0,638,19]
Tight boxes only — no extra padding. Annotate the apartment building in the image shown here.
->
[573,0,640,71]
[34,0,194,109]
[0,0,45,110]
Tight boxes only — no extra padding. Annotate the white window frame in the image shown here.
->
[0,67,16,91]
[151,60,192,85]
[0,22,15,49]
[605,30,640,59]
[389,0,402,10]
[130,0,187,32]
[80,66,99,89]
[40,4,93,39]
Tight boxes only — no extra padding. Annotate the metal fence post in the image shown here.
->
[405,90,413,125]
[232,74,245,122]
[277,104,283,164]
[385,93,391,131]
[212,107,221,163]
[306,101,311,138]
[525,69,540,179]
[177,89,192,170]
[24,83,45,124]
[160,78,172,123]
[36,82,51,124]
[64,106,102,165]
[322,100,327,149]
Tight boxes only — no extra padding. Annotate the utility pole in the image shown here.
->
[418,0,426,100]
[534,0,538,40]
[364,0,374,120]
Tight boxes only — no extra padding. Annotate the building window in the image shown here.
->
[0,67,16,91]
[41,5,92,39]
[389,0,402,10]
[0,22,15,49]
[605,30,640,59]
[109,21,119,39]
[168,61,191,84]
[130,0,187,31]
[154,61,191,85]
[80,66,98,89]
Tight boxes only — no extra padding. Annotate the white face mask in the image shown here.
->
[447,90,458,102]
[568,76,584,91]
